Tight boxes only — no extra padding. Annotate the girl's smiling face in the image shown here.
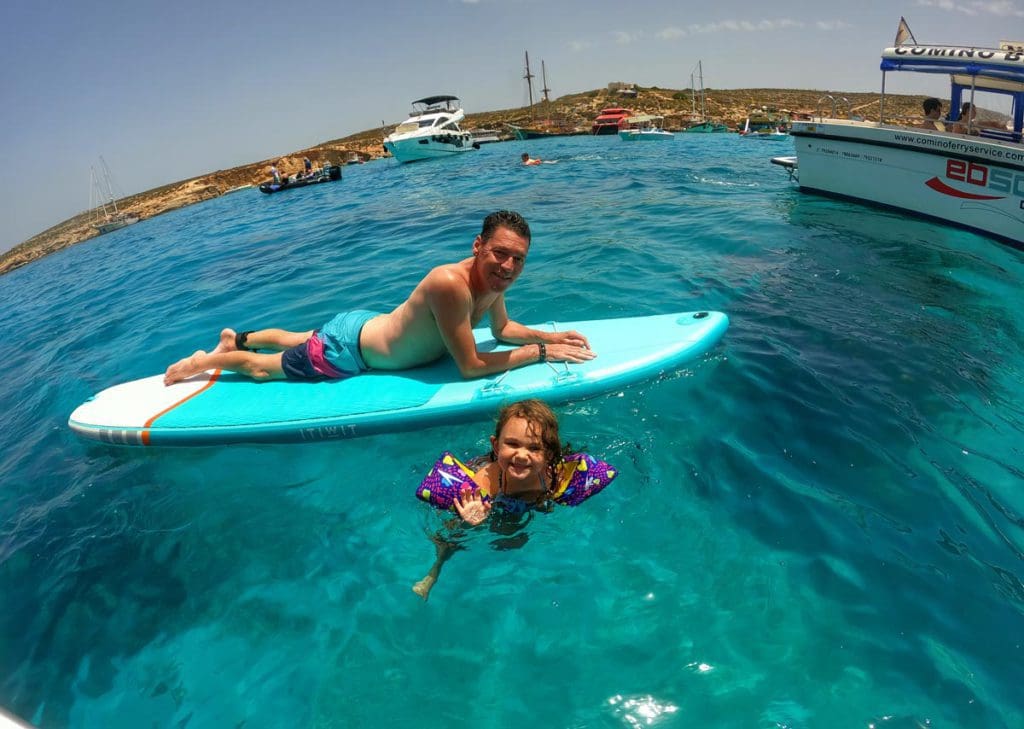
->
[491,416,548,486]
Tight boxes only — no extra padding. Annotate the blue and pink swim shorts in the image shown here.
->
[280,310,379,381]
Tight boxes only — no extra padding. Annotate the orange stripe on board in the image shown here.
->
[140,369,223,445]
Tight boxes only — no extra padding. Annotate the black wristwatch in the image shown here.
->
[537,342,547,363]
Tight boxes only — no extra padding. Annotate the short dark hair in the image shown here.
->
[480,210,531,243]
[923,98,941,114]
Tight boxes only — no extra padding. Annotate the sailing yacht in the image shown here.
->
[508,52,576,140]
[682,61,730,133]
[90,157,139,234]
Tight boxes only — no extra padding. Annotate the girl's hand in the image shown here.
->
[454,487,492,526]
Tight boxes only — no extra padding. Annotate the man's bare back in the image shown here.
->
[359,257,498,370]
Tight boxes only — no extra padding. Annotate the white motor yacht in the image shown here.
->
[383,95,479,163]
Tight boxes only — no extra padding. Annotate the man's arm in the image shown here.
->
[428,276,594,378]
[489,296,592,350]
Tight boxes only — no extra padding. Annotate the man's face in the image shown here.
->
[473,226,530,292]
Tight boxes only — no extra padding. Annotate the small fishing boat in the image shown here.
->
[259,165,342,194]
[382,95,479,163]
[619,115,674,141]
[469,128,502,144]
[740,119,789,140]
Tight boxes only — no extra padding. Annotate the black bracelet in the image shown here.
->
[537,342,547,363]
[235,330,255,352]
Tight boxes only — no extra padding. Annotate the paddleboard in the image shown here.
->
[68,311,728,446]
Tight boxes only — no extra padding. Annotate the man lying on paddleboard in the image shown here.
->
[163,210,594,385]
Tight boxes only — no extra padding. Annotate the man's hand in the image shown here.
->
[545,329,591,350]
[454,487,492,525]
[544,342,596,364]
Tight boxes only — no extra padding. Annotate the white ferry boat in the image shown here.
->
[383,95,479,163]
[776,37,1024,247]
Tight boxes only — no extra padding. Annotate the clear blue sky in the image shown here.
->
[1,0,1020,252]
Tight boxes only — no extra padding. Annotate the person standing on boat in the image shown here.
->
[269,163,282,185]
[303,157,312,177]
[163,210,595,385]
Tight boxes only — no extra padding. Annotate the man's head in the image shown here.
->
[961,102,976,119]
[521,153,530,162]
[479,210,531,245]
[923,98,942,119]
[473,211,531,292]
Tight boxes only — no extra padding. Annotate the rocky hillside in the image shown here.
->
[0,86,975,276]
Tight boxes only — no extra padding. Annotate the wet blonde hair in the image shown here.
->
[491,399,564,490]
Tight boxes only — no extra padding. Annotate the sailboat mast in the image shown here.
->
[690,73,696,117]
[698,60,706,120]
[90,167,99,218]
[541,60,551,103]
[98,155,120,215]
[523,51,535,112]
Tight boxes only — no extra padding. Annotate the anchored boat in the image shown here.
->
[508,52,577,140]
[591,107,633,135]
[779,29,1024,247]
[90,157,139,234]
[619,115,674,141]
[258,164,342,194]
[383,95,479,163]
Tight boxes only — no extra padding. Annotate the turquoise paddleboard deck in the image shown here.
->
[69,311,728,446]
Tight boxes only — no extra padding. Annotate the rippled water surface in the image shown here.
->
[1,136,1023,728]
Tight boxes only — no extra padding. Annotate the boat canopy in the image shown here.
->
[624,114,662,124]
[879,44,1023,136]
[412,95,461,107]
[880,46,1024,83]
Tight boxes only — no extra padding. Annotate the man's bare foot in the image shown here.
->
[164,350,208,385]
[412,576,436,601]
[210,328,238,355]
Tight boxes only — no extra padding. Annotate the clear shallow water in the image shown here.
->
[1,135,1023,728]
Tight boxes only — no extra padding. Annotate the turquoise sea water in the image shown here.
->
[1,135,1023,728]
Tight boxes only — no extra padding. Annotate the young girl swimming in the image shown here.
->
[453,398,563,523]
[412,399,615,600]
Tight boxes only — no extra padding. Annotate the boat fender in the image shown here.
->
[416,451,617,509]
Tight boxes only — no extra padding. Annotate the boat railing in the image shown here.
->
[978,127,1022,143]
[814,95,852,121]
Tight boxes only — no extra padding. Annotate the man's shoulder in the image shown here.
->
[424,259,471,282]
[419,260,474,298]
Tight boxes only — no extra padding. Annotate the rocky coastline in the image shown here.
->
[2,86,937,277]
